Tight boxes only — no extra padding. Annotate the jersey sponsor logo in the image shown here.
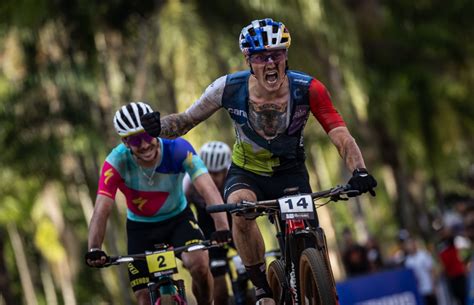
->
[128,263,140,275]
[293,107,308,119]
[132,197,148,211]
[293,87,302,99]
[228,108,248,118]
[104,168,114,185]
[185,151,195,169]
[185,239,203,245]
[293,77,310,84]
[130,277,149,287]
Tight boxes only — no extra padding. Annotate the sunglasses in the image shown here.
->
[249,50,287,64]
[124,132,155,147]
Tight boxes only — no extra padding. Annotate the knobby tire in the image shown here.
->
[267,259,286,304]
[298,248,336,305]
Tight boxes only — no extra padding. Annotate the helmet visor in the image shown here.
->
[124,132,154,147]
[249,50,287,64]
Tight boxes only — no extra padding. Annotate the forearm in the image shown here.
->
[87,196,114,249]
[88,213,108,249]
[160,112,198,138]
[160,84,223,138]
[193,174,229,230]
[328,127,366,172]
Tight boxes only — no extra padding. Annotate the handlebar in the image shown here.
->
[105,240,217,267]
[206,184,359,214]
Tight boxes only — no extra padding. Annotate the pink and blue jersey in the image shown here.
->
[97,137,208,222]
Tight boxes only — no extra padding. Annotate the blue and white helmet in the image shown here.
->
[239,18,291,55]
[113,102,153,137]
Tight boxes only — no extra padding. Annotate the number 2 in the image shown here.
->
[157,255,166,268]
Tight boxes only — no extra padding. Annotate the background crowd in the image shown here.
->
[339,193,474,305]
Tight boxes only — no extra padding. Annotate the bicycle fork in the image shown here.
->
[286,225,314,305]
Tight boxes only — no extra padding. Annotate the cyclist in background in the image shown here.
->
[184,141,233,305]
[142,18,377,305]
[85,102,231,305]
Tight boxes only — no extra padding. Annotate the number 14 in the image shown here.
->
[284,197,309,210]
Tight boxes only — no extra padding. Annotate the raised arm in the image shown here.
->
[143,76,227,138]
[160,112,202,138]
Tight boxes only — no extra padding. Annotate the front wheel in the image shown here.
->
[267,259,286,304]
[299,248,337,305]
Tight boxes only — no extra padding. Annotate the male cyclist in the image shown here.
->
[85,102,231,305]
[184,141,233,305]
[141,18,377,305]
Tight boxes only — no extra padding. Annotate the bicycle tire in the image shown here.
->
[299,248,337,305]
[267,259,286,304]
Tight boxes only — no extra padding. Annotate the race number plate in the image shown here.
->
[146,249,178,277]
[278,194,314,220]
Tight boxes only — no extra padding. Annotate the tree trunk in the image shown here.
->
[40,261,58,305]
[6,223,39,305]
[0,227,15,305]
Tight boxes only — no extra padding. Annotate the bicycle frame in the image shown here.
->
[105,241,220,305]
[207,184,357,305]
[271,210,321,304]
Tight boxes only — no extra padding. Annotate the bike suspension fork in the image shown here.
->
[286,220,306,305]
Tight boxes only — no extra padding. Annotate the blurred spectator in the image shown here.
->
[463,205,474,305]
[366,235,384,272]
[387,229,410,268]
[341,228,370,277]
[403,237,438,305]
[437,226,467,305]
[464,204,474,243]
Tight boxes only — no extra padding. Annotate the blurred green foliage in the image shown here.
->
[0,0,473,304]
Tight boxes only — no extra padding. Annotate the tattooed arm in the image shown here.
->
[328,126,366,172]
[160,76,227,138]
[160,113,198,138]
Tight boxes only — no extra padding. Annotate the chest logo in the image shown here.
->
[132,197,148,211]
[185,152,195,169]
[228,108,248,118]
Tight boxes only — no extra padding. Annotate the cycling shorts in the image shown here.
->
[194,204,230,277]
[126,207,205,292]
[223,163,312,201]
[223,163,318,227]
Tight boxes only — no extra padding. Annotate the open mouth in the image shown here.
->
[265,71,279,84]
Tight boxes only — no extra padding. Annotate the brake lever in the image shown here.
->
[330,194,349,202]
[102,258,116,267]
[345,190,361,197]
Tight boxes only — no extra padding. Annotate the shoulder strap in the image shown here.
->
[222,71,251,124]
[287,70,312,108]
